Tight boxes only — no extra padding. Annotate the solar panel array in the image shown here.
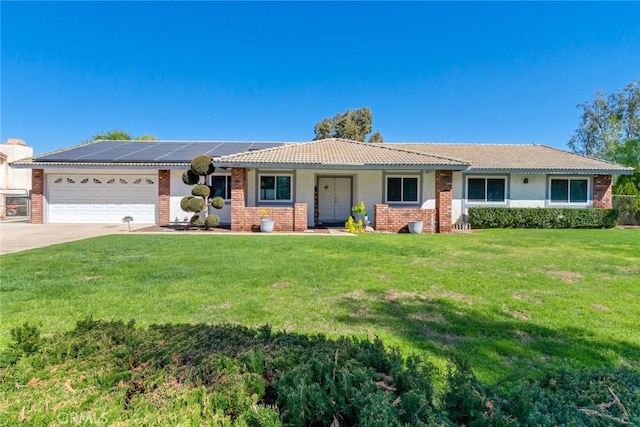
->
[37,141,287,163]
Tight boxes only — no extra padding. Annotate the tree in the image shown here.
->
[568,81,639,159]
[180,155,224,229]
[83,129,157,143]
[313,107,384,142]
[568,81,640,194]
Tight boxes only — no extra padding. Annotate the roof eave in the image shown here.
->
[466,168,635,175]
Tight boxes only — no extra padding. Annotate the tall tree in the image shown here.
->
[83,129,157,143]
[313,107,383,142]
[568,81,639,159]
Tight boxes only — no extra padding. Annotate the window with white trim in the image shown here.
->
[259,174,292,201]
[386,176,418,203]
[211,175,232,200]
[466,177,506,202]
[550,178,588,203]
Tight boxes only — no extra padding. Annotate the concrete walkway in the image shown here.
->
[0,222,149,255]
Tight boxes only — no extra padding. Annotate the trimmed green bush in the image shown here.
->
[468,207,620,229]
[182,170,199,185]
[204,214,220,229]
[190,155,215,176]
[181,196,205,213]
[190,214,203,227]
[211,196,225,210]
[191,184,210,198]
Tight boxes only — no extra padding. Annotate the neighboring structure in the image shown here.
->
[1,138,33,217]
[12,138,633,232]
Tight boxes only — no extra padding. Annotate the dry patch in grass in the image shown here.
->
[383,290,420,301]
[548,270,584,284]
[82,275,103,281]
[512,293,543,305]
[591,304,611,312]
[272,281,290,288]
[438,291,473,305]
[423,328,460,345]
[216,302,233,309]
[342,289,367,300]
[502,305,531,320]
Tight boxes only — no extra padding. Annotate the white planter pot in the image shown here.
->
[260,218,275,233]
[408,221,424,234]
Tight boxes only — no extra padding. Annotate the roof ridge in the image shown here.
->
[347,139,470,164]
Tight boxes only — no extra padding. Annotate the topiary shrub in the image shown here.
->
[191,184,210,198]
[181,196,205,213]
[190,155,215,176]
[190,214,204,227]
[211,196,225,210]
[182,170,199,185]
[204,214,220,229]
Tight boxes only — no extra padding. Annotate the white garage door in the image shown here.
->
[48,174,157,223]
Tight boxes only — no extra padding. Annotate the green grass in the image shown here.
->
[1,229,639,383]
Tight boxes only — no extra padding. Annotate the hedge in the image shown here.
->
[468,207,620,229]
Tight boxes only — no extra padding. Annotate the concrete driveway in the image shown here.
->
[0,222,150,255]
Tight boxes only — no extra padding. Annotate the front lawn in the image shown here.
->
[1,229,639,383]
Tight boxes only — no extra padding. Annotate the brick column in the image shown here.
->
[231,168,247,231]
[30,169,44,224]
[294,203,308,231]
[435,170,453,233]
[374,204,389,232]
[158,170,170,225]
[592,175,613,209]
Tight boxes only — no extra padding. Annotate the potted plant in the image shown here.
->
[259,208,275,233]
[351,201,368,225]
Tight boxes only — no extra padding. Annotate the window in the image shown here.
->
[259,175,292,201]
[550,178,588,203]
[466,177,506,202]
[211,175,232,200]
[386,176,418,203]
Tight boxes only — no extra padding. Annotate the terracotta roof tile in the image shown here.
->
[393,143,634,172]
[217,138,469,168]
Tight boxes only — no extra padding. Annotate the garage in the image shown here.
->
[47,174,157,223]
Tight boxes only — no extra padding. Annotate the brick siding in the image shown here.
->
[230,167,308,231]
[592,174,613,209]
[374,204,436,233]
[435,170,453,233]
[30,169,44,224]
[158,170,170,225]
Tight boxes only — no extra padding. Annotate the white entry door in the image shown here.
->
[318,177,352,224]
[47,174,157,223]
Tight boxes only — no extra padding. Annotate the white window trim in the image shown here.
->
[547,176,591,206]
[258,173,293,203]
[385,175,420,204]
[465,176,508,205]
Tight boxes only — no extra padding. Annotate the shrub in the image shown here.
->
[345,216,365,234]
[190,214,204,227]
[190,155,215,176]
[211,196,225,210]
[191,184,210,198]
[468,207,620,229]
[181,196,205,213]
[182,170,199,185]
[204,214,220,229]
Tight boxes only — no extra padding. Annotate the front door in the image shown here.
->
[318,177,352,224]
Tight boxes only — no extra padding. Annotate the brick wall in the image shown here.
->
[158,170,170,225]
[230,167,308,231]
[592,174,613,209]
[374,204,436,233]
[30,169,44,224]
[435,170,453,233]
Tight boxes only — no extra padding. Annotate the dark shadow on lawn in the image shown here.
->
[336,291,640,382]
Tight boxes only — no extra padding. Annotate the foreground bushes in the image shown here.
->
[468,207,620,229]
[1,320,638,426]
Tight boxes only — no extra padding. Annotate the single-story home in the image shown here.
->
[12,138,634,232]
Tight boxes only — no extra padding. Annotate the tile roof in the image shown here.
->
[216,138,469,169]
[393,143,635,173]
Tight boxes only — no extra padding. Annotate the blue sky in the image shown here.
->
[1,1,639,155]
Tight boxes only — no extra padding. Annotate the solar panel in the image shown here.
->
[36,141,288,163]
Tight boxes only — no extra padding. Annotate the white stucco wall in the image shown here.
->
[1,139,33,191]
[509,173,547,208]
